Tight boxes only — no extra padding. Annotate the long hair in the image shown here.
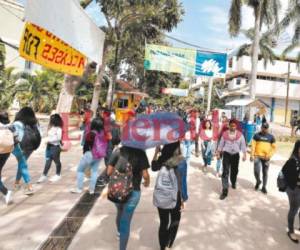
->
[49,114,63,129]
[15,107,38,126]
[291,140,300,159]
[202,119,212,130]
[90,117,104,132]
[156,141,181,166]
[0,111,10,125]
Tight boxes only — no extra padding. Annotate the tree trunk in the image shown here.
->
[250,3,262,100]
[91,49,108,116]
[56,75,81,113]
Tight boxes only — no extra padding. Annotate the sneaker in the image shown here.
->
[70,188,83,194]
[24,187,34,195]
[219,189,228,200]
[255,181,261,191]
[5,190,13,205]
[287,232,299,244]
[89,190,95,195]
[261,187,267,194]
[14,183,22,191]
[96,179,107,187]
[49,175,61,182]
[37,175,47,183]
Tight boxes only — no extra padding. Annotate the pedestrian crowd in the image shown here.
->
[0,104,300,249]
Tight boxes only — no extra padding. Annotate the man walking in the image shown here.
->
[250,123,276,194]
[217,119,247,200]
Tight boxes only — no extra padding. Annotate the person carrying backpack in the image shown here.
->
[38,114,63,183]
[12,107,41,195]
[281,140,300,244]
[152,142,185,250]
[107,146,150,250]
[71,118,107,195]
[0,111,15,204]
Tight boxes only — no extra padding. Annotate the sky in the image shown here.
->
[17,0,295,54]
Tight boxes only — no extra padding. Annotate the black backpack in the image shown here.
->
[111,125,121,146]
[20,125,41,151]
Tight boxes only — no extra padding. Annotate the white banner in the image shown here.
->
[25,0,105,64]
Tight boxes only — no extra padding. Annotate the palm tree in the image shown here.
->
[229,0,281,100]
[278,0,300,66]
[236,29,277,69]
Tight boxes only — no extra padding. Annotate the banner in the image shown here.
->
[25,0,105,64]
[144,44,196,76]
[144,44,227,77]
[19,22,86,76]
[161,88,189,97]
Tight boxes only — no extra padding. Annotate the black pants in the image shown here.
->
[0,153,10,195]
[43,144,61,176]
[157,195,181,250]
[222,152,240,190]
[195,135,200,156]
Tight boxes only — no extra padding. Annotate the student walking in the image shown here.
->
[281,140,300,244]
[13,107,41,195]
[200,120,214,172]
[215,118,229,177]
[250,123,276,194]
[107,146,150,250]
[71,118,108,195]
[0,111,14,204]
[152,142,184,250]
[38,114,63,183]
[217,119,247,200]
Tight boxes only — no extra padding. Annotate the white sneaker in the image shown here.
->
[5,190,13,205]
[89,190,95,195]
[49,175,61,182]
[70,188,83,194]
[37,175,47,183]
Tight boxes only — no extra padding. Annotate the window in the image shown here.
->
[236,78,241,85]
[117,99,129,108]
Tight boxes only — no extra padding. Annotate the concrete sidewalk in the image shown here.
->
[69,152,299,250]
[0,139,89,250]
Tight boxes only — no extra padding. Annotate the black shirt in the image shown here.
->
[108,147,150,191]
[282,156,300,189]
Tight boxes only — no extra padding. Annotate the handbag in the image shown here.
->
[277,171,287,192]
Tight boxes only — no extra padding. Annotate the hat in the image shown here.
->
[262,123,269,129]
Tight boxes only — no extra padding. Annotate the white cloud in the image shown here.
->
[200,6,228,33]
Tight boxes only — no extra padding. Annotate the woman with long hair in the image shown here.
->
[38,114,63,183]
[282,140,300,244]
[200,120,214,172]
[152,142,184,250]
[13,107,41,195]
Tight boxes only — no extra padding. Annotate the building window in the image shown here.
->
[236,78,241,85]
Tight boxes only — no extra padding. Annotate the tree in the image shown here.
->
[278,0,300,66]
[0,67,16,110]
[236,28,277,68]
[0,41,5,73]
[96,0,184,109]
[229,0,281,100]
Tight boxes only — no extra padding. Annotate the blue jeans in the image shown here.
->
[77,151,101,192]
[177,160,188,202]
[115,191,141,250]
[182,140,193,166]
[201,141,212,166]
[12,144,31,183]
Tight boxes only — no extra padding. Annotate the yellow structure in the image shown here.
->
[113,91,148,124]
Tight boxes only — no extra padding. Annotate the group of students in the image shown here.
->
[1,106,300,247]
[0,107,65,204]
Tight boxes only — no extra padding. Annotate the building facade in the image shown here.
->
[0,0,39,73]
[225,55,300,124]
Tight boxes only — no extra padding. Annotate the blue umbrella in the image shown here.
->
[121,112,186,150]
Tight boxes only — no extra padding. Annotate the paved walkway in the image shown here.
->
[69,151,299,250]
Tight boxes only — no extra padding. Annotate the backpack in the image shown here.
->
[91,130,108,159]
[0,124,14,154]
[20,125,41,151]
[108,151,133,203]
[153,166,178,209]
[277,171,287,192]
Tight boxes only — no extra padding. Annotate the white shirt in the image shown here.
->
[47,127,62,146]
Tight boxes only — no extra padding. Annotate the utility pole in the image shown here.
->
[284,62,291,126]
[206,77,213,114]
